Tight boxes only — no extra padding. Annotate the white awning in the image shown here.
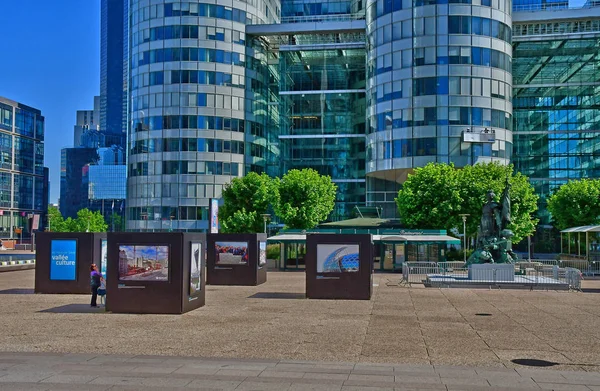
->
[561,225,600,233]
[377,235,461,243]
[267,234,306,243]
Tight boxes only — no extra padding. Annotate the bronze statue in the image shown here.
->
[480,190,501,239]
[467,176,518,266]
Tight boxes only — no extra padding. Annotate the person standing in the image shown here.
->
[90,264,101,307]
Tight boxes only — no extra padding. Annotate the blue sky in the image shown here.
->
[0,1,100,203]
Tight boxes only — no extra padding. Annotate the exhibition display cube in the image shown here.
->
[106,232,206,314]
[305,234,373,300]
[206,233,267,286]
[35,232,107,294]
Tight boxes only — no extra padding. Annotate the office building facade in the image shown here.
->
[364,0,513,217]
[124,0,600,233]
[512,7,600,243]
[0,97,48,238]
[126,0,280,231]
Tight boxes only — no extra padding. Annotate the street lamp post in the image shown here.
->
[261,214,271,234]
[86,216,90,233]
[458,214,470,263]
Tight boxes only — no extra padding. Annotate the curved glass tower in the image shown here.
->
[127,0,278,231]
[365,0,513,217]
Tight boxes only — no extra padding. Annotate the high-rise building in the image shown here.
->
[126,0,280,231]
[60,0,128,224]
[61,99,126,220]
[74,96,100,147]
[124,0,600,234]
[364,0,513,217]
[0,96,48,238]
[59,148,99,219]
[512,6,600,241]
[100,0,126,135]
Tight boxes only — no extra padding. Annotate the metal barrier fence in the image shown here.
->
[401,262,582,290]
[518,259,600,276]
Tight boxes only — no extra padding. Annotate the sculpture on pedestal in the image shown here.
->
[466,177,518,265]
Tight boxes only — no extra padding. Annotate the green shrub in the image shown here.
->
[266,244,280,260]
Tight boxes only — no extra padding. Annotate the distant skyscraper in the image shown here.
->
[59,148,99,219]
[100,0,125,134]
[74,96,100,147]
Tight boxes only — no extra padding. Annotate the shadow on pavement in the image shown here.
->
[582,288,600,293]
[0,288,34,294]
[38,304,106,314]
[248,292,305,299]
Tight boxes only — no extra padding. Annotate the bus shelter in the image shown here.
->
[560,225,600,262]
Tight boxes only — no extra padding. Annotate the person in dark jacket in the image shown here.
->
[90,264,101,307]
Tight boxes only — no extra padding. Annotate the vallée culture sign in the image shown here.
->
[50,239,77,281]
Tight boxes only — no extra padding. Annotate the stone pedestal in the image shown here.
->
[468,263,515,281]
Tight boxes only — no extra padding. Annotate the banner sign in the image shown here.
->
[32,214,40,230]
[462,131,495,143]
[50,239,77,281]
[210,199,219,233]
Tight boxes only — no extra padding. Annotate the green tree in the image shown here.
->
[395,162,538,244]
[70,209,108,232]
[395,163,463,232]
[219,172,277,233]
[458,163,538,244]
[274,168,337,229]
[107,213,125,232]
[547,179,600,230]
[47,206,67,232]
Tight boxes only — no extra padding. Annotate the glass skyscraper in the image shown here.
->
[126,0,279,231]
[101,0,127,135]
[246,0,368,220]
[0,96,48,238]
[512,7,600,236]
[123,0,600,234]
[365,0,513,217]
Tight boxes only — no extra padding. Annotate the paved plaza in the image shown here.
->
[1,270,600,390]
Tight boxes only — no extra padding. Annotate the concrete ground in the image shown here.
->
[1,270,600,376]
[3,352,600,391]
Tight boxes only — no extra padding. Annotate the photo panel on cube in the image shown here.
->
[316,244,360,273]
[189,242,202,296]
[118,244,170,281]
[215,241,249,265]
[50,239,78,281]
[258,242,266,268]
[100,238,107,279]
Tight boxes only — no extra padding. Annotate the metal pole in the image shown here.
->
[463,218,467,264]
[459,214,469,264]
[264,219,267,234]
[586,232,589,262]
[527,235,531,262]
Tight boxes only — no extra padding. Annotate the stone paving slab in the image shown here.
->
[0,353,600,390]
